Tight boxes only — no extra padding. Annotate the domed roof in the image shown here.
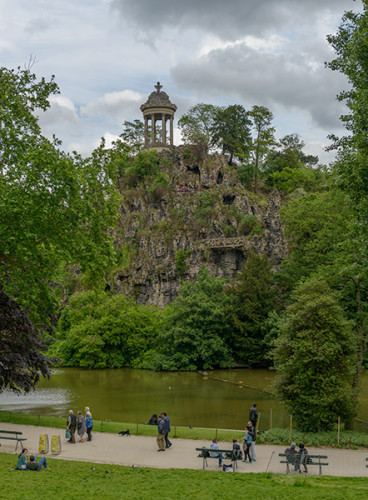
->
[140,82,177,112]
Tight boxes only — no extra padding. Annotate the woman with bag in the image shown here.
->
[77,410,87,442]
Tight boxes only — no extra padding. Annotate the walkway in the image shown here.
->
[1,422,367,477]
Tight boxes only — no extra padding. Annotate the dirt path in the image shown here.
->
[1,422,367,476]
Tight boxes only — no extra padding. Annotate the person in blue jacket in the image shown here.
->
[161,412,172,448]
[85,411,93,441]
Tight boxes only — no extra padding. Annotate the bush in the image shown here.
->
[50,291,163,368]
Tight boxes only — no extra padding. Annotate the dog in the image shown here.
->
[118,429,130,436]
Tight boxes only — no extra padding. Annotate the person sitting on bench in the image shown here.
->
[210,438,222,467]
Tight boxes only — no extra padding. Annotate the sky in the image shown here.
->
[0,0,362,163]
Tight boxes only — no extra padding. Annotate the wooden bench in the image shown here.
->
[279,453,328,475]
[196,447,241,470]
[0,430,27,451]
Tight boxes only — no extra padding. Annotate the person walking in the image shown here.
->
[161,412,172,448]
[85,411,93,441]
[77,410,86,442]
[66,410,76,443]
[298,443,309,473]
[249,403,258,429]
[85,406,92,418]
[156,415,166,451]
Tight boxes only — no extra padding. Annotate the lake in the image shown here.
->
[1,368,368,431]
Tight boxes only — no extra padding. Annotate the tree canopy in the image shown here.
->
[0,66,121,391]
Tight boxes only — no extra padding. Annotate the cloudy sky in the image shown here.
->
[0,0,361,162]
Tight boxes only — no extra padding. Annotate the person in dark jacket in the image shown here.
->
[66,409,76,443]
[156,415,166,451]
[249,403,258,428]
[161,412,172,448]
[26,455,48,471]
[298,443,309,473]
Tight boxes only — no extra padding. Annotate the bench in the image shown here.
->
[196,447,241,470]
[0,430,27,451]
[279,453,328,475]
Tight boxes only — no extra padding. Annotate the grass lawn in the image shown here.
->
[0,453,368,500]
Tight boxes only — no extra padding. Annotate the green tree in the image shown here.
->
[273,277,357,431]
[327,2,368,218]
[227,252,276,366]
[0,66,121,391]
[52,291,162,368]
[277,189,368,424]
[149,268,234,371]
[211,105,252,165]
[248,105,276,190]
[178,103,218,149]
[120,119,144,153]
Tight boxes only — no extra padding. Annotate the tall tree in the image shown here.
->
[273,277,357,431]
[178,103,218,149]
[327,1,368,399]
[150,268,234,371]
[0,66,121,391]
[211,105,252,165]
[227,252,276,366]
[327,1,368,217]
[249,105,276,190]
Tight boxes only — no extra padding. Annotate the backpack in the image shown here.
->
[232,443,243,460]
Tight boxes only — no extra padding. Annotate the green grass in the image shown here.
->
[0,453,368,500]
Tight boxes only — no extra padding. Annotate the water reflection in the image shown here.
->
[0,368,367,431]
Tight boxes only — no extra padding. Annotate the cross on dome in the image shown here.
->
[155,81,162,93]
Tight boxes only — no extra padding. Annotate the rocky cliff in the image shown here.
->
[114,146,287,307]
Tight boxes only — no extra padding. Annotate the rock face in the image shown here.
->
[114,146,287,307]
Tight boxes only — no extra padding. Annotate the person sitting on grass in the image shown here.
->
[209,438,222,467]
[16,448,28,470]
[16,449,48,470]
[26,455,48,471]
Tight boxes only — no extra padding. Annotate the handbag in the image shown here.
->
[65,429,71,439]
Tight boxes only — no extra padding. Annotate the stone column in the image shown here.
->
[144,115,149,146]
[170,115,174,146]
[162,113,166,144]
[152,114,156,145]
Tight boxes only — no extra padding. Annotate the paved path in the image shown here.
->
[0,422,367,477]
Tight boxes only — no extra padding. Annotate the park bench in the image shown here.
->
[0,430,27,451]
[279,452,328,475]
[196,447,241,471]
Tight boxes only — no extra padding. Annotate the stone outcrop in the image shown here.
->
[114,146,287,307]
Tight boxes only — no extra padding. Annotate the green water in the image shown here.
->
[1,368,368,431]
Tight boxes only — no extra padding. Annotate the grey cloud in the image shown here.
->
[110,0,355,40]
[25,17,54,35]
[171,41,349,130]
